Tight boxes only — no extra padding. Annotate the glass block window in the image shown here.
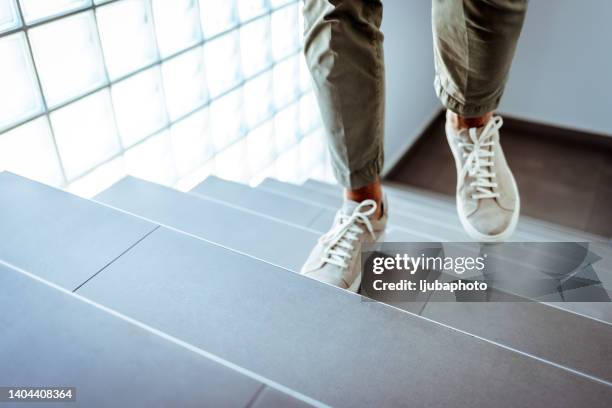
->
[0,0,329,198]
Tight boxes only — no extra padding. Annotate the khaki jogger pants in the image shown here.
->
[303,0,528,189]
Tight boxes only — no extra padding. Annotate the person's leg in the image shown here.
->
[300,0,387,290]
[432,0,527,241]
[432,0,527,121]
[303,0,385,215]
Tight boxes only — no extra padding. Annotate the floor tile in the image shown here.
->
[250,387,314,408]
[78,227,612,408]
[95,176,318,272]
[0,264,263,408]
[191,176,325,228]
[0,172,156,290]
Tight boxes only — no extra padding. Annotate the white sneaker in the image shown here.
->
[301,196,388,292]
[445,113,520,242]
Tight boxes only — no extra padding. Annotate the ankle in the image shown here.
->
[345,178,383,219]
[448,110,493,131]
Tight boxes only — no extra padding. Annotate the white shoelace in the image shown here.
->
[320,200,377,268]
[457,116,503,200]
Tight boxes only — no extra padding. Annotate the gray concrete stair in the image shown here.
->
[188,176,612,383]
[2,171,612,407]
[0,172,157,291]
[301,178,608,243]
[0,264,296,408]
[94,176,319,272]
[76,226,612,407]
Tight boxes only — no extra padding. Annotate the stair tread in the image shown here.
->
[0,172,156,290]
[95,176,319,272]
[196,177,611,277]
[191,176,327,229]
[0,264,269,407]
[0,172,610,406]
[191,176,612,382]
[256,178,611,245]
[303,178,607,243]
[78,227,612,407]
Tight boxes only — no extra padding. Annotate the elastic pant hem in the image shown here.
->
[434,75,500,118]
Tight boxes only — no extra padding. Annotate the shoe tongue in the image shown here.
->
[340,199,361,216]
[456,126,483,140]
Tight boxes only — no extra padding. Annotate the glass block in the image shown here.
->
[50,89,121,180]
[297,0,304,43]
[96,0,158,80]
[298,130,326,173]
[111,66,168,148]
[0,33,43,131]
[272,55,299,108]
[243,71,272,128]
[199,0,237,39]
[0,0,20,33]
[274,104,298,152]
[0,117,64,186]
[236,0,267,22]
[270,0,294,7]
[125,130,178,186]
[250,162,275,187]
[204,31,241,98]
[67,156,126,198]
[299,91,321,134]
[210,88,244,151]
[20,0,90,24]
[161,46,207,120]
[29,12,106,108]
[152,0,202,58]
[170,108,214,177]
[273,143,301,182]
[240,16,271,78]
[271,4,299,60]
[246,120,274,173]
[214,138,249,183]
[175,159,214,191]
[298,53,312,92]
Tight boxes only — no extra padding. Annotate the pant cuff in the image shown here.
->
[434,75,500,118]
[332,152,383,190]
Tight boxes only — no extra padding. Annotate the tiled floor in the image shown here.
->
[386,112,612,237]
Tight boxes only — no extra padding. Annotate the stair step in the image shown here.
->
[94,176,319,272]
[261,179,612,270]
[192,177,451,241]
[0,263,305,407]
[0,171,156,290]
[261,178,479,241]
[191,176,328,229]
[260,179,522,241]
[1,172,611,405]
[191,176,612,380]
[303,178,607,243]
[259,178,523,240]
[77,226,612,407]
[199,176,611,277]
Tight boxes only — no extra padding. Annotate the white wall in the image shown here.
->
[381,0,612,174]
[501,0,612,137]
[381,0,439,173]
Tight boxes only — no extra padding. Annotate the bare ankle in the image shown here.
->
[345,178,383,219]
[449,110,493,131]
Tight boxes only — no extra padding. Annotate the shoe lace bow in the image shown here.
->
[457,116,503,200]
[320,199,377,268]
